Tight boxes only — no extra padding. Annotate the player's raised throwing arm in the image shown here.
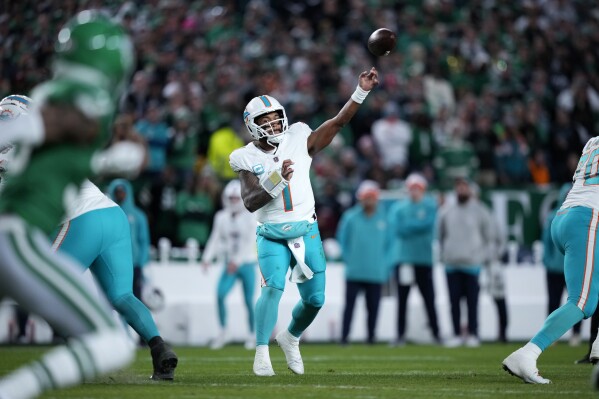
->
[307,67,378,157]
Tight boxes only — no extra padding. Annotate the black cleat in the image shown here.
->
[150,342,178,381]
[575,354,591,365]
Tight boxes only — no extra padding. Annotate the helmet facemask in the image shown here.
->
[254,111,287,145]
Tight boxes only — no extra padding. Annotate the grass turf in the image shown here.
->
[0,342,597,398]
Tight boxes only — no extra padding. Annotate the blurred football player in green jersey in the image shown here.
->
[0,11,146,399]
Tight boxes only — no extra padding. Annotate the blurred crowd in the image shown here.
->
[2,0,599,247]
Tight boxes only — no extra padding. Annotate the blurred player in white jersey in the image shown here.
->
[201,179,257,350]
[503,136,599,384]
[230,67,378,376]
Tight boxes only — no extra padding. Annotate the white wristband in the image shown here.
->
[259,169,289,198]
[1,107,45,147]
[350,85,370,104]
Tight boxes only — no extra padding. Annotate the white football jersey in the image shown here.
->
[63,179,118,223]
[562,136,599,211]
[202,208,258,265]
[229,122,316,223]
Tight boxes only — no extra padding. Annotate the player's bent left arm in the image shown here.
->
[307,67,379,157]
[239,170,274,212]
[238,158,294,212]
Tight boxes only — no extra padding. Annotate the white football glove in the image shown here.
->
[91,141,146,178]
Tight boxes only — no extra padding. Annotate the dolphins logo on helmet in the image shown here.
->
[243,95,288,145]
[0,95,32,121]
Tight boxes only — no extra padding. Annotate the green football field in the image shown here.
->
[1,343,597,398]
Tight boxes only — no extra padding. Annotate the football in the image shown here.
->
[367,28,397,57]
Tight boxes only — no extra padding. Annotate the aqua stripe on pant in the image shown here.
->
[53,206,160,343]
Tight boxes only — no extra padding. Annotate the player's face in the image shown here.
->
[359,193,379,211]
[114,186,127,204]
[255,111,282,136]
[408,185,424,201]
[455,180,471,203]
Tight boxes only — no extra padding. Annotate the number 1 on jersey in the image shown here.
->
[282,185,293,212]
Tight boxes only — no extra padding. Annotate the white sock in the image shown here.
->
[0,330,134,399]
[522,342,542,360]
[0,367,43,399]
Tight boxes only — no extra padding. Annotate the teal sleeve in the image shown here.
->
[386,213,397,270]
[398,204,436,236]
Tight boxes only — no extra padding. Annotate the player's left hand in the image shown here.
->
[358,67,379,91]
[281,159,294,181]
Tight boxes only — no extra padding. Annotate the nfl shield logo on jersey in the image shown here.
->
[273,157,279,163]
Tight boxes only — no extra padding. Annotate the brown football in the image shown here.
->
[367,28,397,57]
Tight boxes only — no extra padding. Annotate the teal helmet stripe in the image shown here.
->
[259,96,272,107]
[6,95,30,105]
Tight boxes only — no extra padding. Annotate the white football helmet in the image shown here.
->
[0,94,32,121]
[222,179,245,212]
[243,95,288,144]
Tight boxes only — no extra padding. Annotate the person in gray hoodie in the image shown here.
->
[436,177,495,347]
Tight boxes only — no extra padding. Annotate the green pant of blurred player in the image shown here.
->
[0,217,135,399]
